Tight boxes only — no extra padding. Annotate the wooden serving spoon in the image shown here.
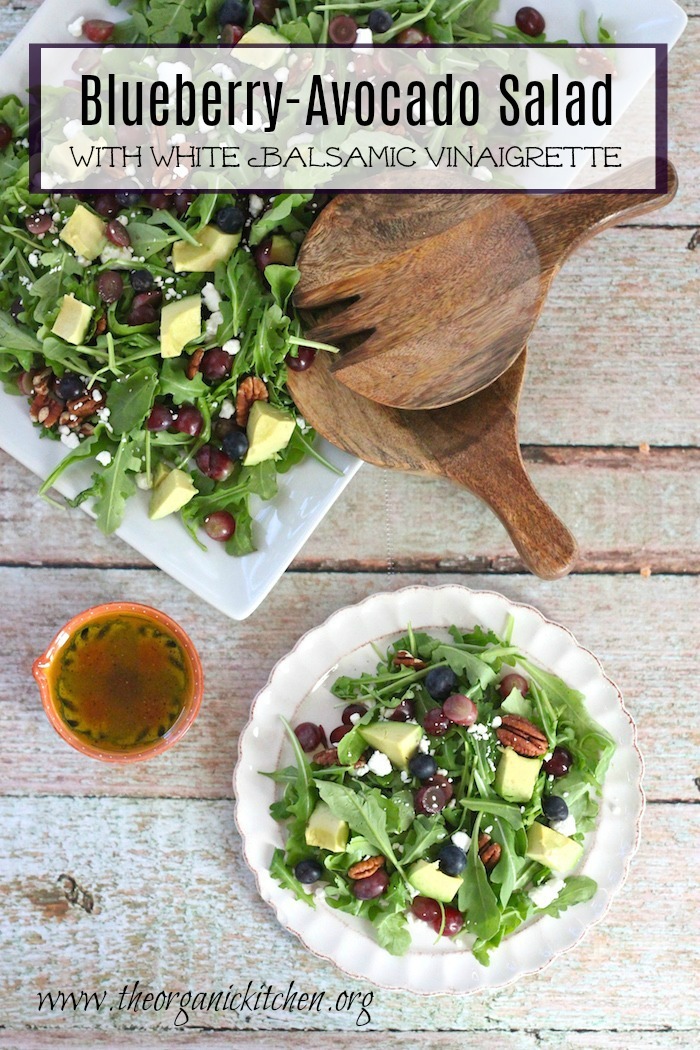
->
[295,161,678,410]
[287,345,577,580]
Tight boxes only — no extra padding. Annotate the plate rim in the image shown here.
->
[233,583,644,995]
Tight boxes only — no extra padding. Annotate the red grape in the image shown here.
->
[396,28,431,44]
[220,23,245,45]
[414,784,447,815]
[342,703,367,725]
[93,194,119,218]
[144,192,171,210]
[25,212,52,235]
[329,724,351,744]
[174,404,203,437]
[443,693,478,726]
[195,445,235,482]
[203,511,235,541]
[425,773,453,803]
[441,905,464,937]
[0,123,12,149]
[515,6,545,37]
[543,747,573,778]
[83,19,115,43]
[252,0,278,25]
[285,347,316,372]
[499,673,529,699]
[106,220,131,247]
[294,722,321,752]
[146,404,176,432]
[352,869,389,900]
[200,347,233,383]
[389,699,415,722]
[411,895,442,931]
[96,271,124,304]
[328,15,357,44]
[423,707,450,736]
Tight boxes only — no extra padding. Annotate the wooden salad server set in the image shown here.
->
[287,161,678,579]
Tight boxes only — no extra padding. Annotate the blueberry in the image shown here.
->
[218,0,248,24]
[438,844,467,876]
[115,190,141,206]
[294,858,323,884]
[425,665,458,701]
[222,429,249,461]
[542,795,569,822]
[55,372,85,401]
[130,269,154,292]
[368,9,393,33]
[214,205,245,234]
[408,753,437,781]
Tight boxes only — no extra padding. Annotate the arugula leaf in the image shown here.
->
[107,367,158,435]
[0,310,41,367]
[249,194,314,245]
[337,726,366,766]
[316,781,405,876]
[265,265,301,310]
[374,910,411,957]
[460,797,524,829]
[541,875,597,917]
[280,716,316,825]
[158,358,208,404]
[401,815,449,865]
[94,433,141,534]
[432,644,496,689]
[458,814,500,940]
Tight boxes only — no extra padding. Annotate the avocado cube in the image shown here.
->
[236,24,287,69]
[59,204,106,262]
[357,721,423,770]
[160,294,202,359]
[525,822,584,875]
[172,225,240,273]
[305,802,348,853]
[148,469,198,521]
[407,860,462,903]
[51,294,94,345]
[266,235,297,267]
[494,747,542,804]
[243,401,295,467]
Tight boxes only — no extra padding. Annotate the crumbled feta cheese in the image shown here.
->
[544,752,553,762]
[116,214,128,226]
[222,338,240,356]
[484,825,493,835]
[366,751,392,777]
[349,713,361,725]
[417,736,430,753]
[60,431,80,449]
[550,814,577,838]
[436,768,448,777]
[201,282,221,312]
[101,244,133,264]
[473,165,493,183]
[95,450,112,467]
[491,715,502,728]
[173,165,188,179]
[27,251,40,268]
[400,771,411,784]
[528,877,565,910]
[135,473,152,491]
[92,389,103,402]
[211,63,234,81]
[168,133,186,146]
[219,399,235,420]
[451,831,471,852]
[274,67,289,84]
[157,62,192,91]
[353,763,369,777]
[204,310,223,339]
[352,27,373,51]
[248,194,264,217]
[67,16,85,38]
[467,722,490,740]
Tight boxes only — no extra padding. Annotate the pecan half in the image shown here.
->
[312,747,338,767]
[478,833,501,871]
[496,714,548,758]
[393,649,427,670]
[235,376,268,427]
[31,367,52,398]
[95,315,107,335]
[36,400,63,428]
[186,347,204,380]
[348,856,384,880]
[65,395,100,422]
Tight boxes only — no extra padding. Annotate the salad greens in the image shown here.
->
[266,623,614,963]
[0,0,613,554]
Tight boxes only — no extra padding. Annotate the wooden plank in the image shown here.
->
[0,798,697,1033]
[1,447,698,572]
[0,6,698,227]
[0,569,697,800]
[1,1033,697,1050]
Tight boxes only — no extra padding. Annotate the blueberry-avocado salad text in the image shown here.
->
[265,621,615,963]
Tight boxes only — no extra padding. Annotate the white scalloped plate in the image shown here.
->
[235,585,643,994]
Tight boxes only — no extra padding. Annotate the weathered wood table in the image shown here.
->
[0,2,698,1046]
